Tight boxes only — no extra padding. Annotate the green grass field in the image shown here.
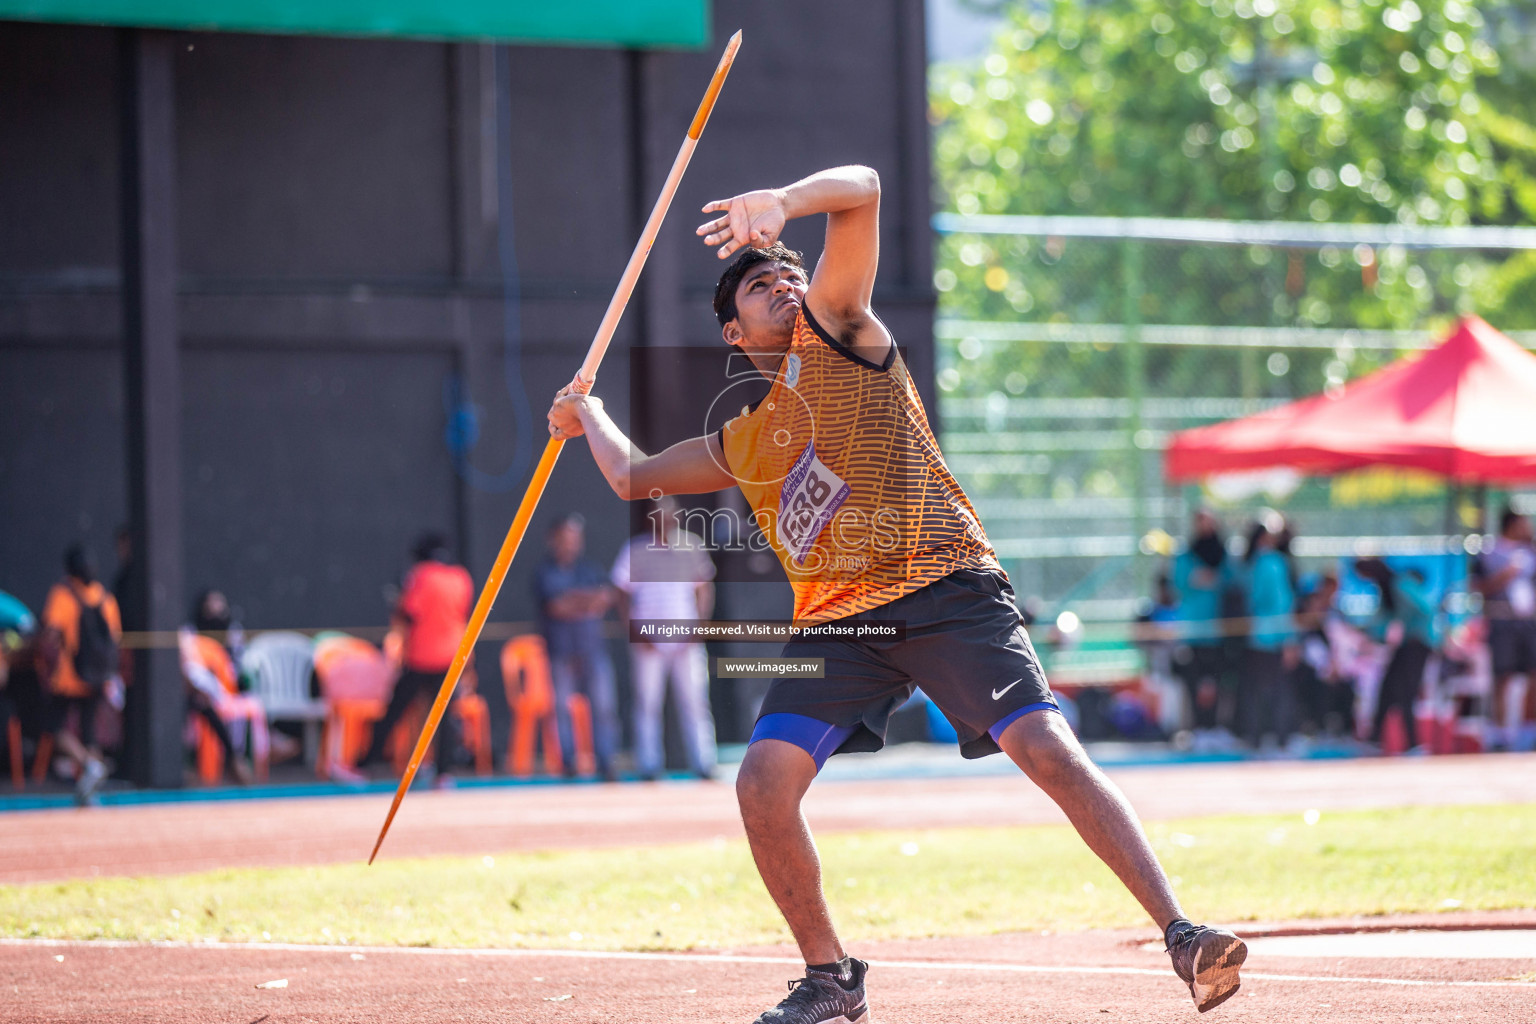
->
[3,804,1533,950]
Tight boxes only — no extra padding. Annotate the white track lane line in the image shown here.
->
[1,938,1530,989]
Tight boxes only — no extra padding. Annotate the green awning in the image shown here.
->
[0,0,709,47]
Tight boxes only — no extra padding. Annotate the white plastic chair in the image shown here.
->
[242,631,326,766]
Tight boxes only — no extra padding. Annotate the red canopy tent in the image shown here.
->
[1165,316,1536,484]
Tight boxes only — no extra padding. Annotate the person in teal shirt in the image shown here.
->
[1241,519,1297,749]
[0,589,34,759]
[0,589,35,636]
[1355,558,1438,752]
[1169,509,1233,735]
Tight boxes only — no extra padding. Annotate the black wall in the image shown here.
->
[0,3,934,740]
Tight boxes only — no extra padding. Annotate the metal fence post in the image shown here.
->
[1122,238,1148,596]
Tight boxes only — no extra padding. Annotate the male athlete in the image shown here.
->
[547,165,1246,1022]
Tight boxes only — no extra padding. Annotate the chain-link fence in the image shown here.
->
[933,215,1536,634]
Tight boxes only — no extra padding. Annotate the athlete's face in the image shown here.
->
[723,261,808,353]
[548,522,584,565]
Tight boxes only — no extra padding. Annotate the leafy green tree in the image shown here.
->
[930,0,1536,522]
[931,0,1536,397]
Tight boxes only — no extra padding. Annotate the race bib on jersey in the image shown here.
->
[778,440,850,566]
[782,353,802,389]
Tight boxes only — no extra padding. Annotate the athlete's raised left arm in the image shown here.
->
[698,165,893,365]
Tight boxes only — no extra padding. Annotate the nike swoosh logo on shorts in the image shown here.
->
[992,679,1023,700]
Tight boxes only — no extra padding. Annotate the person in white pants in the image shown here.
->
[612,496,717,780]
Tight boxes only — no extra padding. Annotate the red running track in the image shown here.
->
[4,920,1535,1023]
[3,756,1535,1021]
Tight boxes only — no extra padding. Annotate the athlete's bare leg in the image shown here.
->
[998,710,1184,930]
[53,728,95,771]
[735,738,845,965]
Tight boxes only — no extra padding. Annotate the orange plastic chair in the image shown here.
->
[567,693,596,776]
[7,717,23,791]
[314,642,393,780]
[184,633,271,784]
[501,635,593,777]
[314,635,381,681]
[320,638,489,780]
[30,733,52,783]
[501,635,559,776]
[454,690,493,777]
[384,671,492,778]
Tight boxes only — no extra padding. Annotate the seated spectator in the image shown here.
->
[40,546,121,803]
[1292,572,1352,736]
[1135,576,1184,736]
[178,589,254,784]
[341,532,472,786]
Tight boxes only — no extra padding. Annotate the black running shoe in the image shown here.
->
[752,958,870,1023]
[1167,924,1247,1012]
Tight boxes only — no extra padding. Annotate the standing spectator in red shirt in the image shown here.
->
[347,533,473,785]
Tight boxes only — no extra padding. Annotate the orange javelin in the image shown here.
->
[369,29,743,865]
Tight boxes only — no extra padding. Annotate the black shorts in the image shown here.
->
[1489,618,1536,677]
[1175,643,1227,685]
[40,691,100,737]
[755,568,1057,761]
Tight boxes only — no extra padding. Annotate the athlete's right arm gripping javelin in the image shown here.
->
[547,388,734,501]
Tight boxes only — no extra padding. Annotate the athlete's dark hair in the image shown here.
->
[1501,506,1524,535]
[712,243,806,326]
[1242,520,1270,565]
[64,544,97,584]
[412,530,452,564]
[1354,557,1397,616]
[547,511,586,535]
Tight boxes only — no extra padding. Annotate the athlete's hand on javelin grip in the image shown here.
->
[697,189,787,259]
[548,389,599,440]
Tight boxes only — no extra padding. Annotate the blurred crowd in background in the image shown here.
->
[5,496,1534,803]
[0,498,717,803]
[1136,504,1536,757]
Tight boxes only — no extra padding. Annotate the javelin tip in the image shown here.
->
[688,30,743,140]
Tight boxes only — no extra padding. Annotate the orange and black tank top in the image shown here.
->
[718,307,1001,624]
